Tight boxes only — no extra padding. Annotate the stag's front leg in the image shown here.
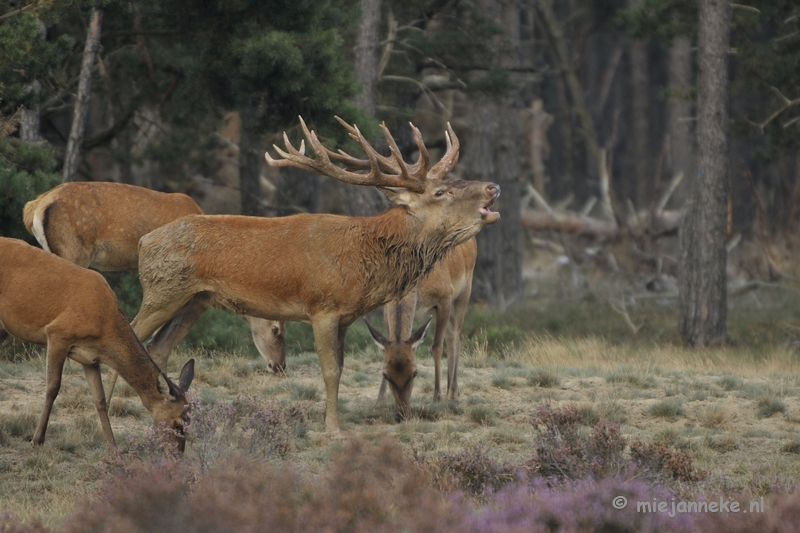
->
[82,363,116,449]
[312,315,344,432]
[33,336,69,446]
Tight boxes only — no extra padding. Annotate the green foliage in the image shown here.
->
[0,137,60,241]
[0,10,72,107]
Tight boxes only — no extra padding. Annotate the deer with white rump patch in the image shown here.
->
[0,237,194,451]
[129,116,499,432]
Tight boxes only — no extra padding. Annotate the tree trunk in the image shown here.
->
[239,124,263,216]
[667,37,695,206]
[343,0,388,217]
[466,0,523,309]
[63,7,103,182]
[19,81,41,143]
[354,0,381,116]
[678,0,730,346]
[629,27,650,208]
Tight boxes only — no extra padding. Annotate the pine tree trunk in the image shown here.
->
[668,37,695,205]
[344,0,388,217]
[63,7,103,182]
[629,35,650,208]
[354,0,381,116]
[239,124,263,216]
[19,81,41,143]
[467,0,523,308]
[678,0,730,346]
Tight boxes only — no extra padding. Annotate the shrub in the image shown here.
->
[629,440,705,482]
[426,445,518,498]
[647,398,686,420]
[528,404,627,481]
[757,397,786,418]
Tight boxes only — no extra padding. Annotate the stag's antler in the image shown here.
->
[324,117,460,182]
[265,116,460,191]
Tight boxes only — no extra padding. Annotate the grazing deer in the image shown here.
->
[366,236,476,419]
[0,237,194,451]
[22,181,286,382]
[129,116,500,432]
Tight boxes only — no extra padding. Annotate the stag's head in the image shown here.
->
[151,359,195,452]
[365,317,431,421]
[265,116,500,246]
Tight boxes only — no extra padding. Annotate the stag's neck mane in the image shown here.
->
[355,206,458,309]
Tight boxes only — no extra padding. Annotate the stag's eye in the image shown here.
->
[272,326,279,335]
[434,189,446,197]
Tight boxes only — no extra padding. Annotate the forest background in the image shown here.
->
[4,2,800,531]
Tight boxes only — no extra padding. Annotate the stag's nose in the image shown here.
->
[486,184,500,197]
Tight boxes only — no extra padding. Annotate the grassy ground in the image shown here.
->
[2,274,800,527]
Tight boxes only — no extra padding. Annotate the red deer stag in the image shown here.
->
[22,182,286,386]
[366,236,476,419]
[0,237,194,451]
[129,116,500,432]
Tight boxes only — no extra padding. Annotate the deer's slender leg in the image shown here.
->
[430,303,450,402]
[312,315,343,432]
[82,362,116,449]
[33,336,69,446]
[447,282,471,400]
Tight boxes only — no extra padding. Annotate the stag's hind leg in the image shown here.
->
[33,335,70,446]
[147,293,211,371]
[82,363,116,449]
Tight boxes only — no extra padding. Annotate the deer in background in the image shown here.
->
[128,116,499,432]
[0,237,194,451]
[366,236,476,419]
[22,182,286,392]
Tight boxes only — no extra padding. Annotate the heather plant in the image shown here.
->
[425,445,518,498]
[629,440,705,482]
[186,395,306,469]
[528,404,628,481]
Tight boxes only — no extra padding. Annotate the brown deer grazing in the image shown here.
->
[0,237,194,451]
[22,182,286,382]
[366,236,476,419]
[129,116,499,432]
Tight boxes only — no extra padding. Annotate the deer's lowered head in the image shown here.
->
[244,316,286,373]
[365,316,431,420]
[149,360,195,452]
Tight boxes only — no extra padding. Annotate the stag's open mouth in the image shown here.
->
[480,197,500,223]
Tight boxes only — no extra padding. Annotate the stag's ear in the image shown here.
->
[178,359,195,391]
[377,186,414,206]
[409,317,432,350]
[365,318,389,349]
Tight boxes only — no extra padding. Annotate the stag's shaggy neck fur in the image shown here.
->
[349,206,466,317]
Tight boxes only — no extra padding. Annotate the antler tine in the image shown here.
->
[329,116,401,173]
[265,116,425,191]
[427,122,460,180]
[379,122,412,182]
[406,122,430,180]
